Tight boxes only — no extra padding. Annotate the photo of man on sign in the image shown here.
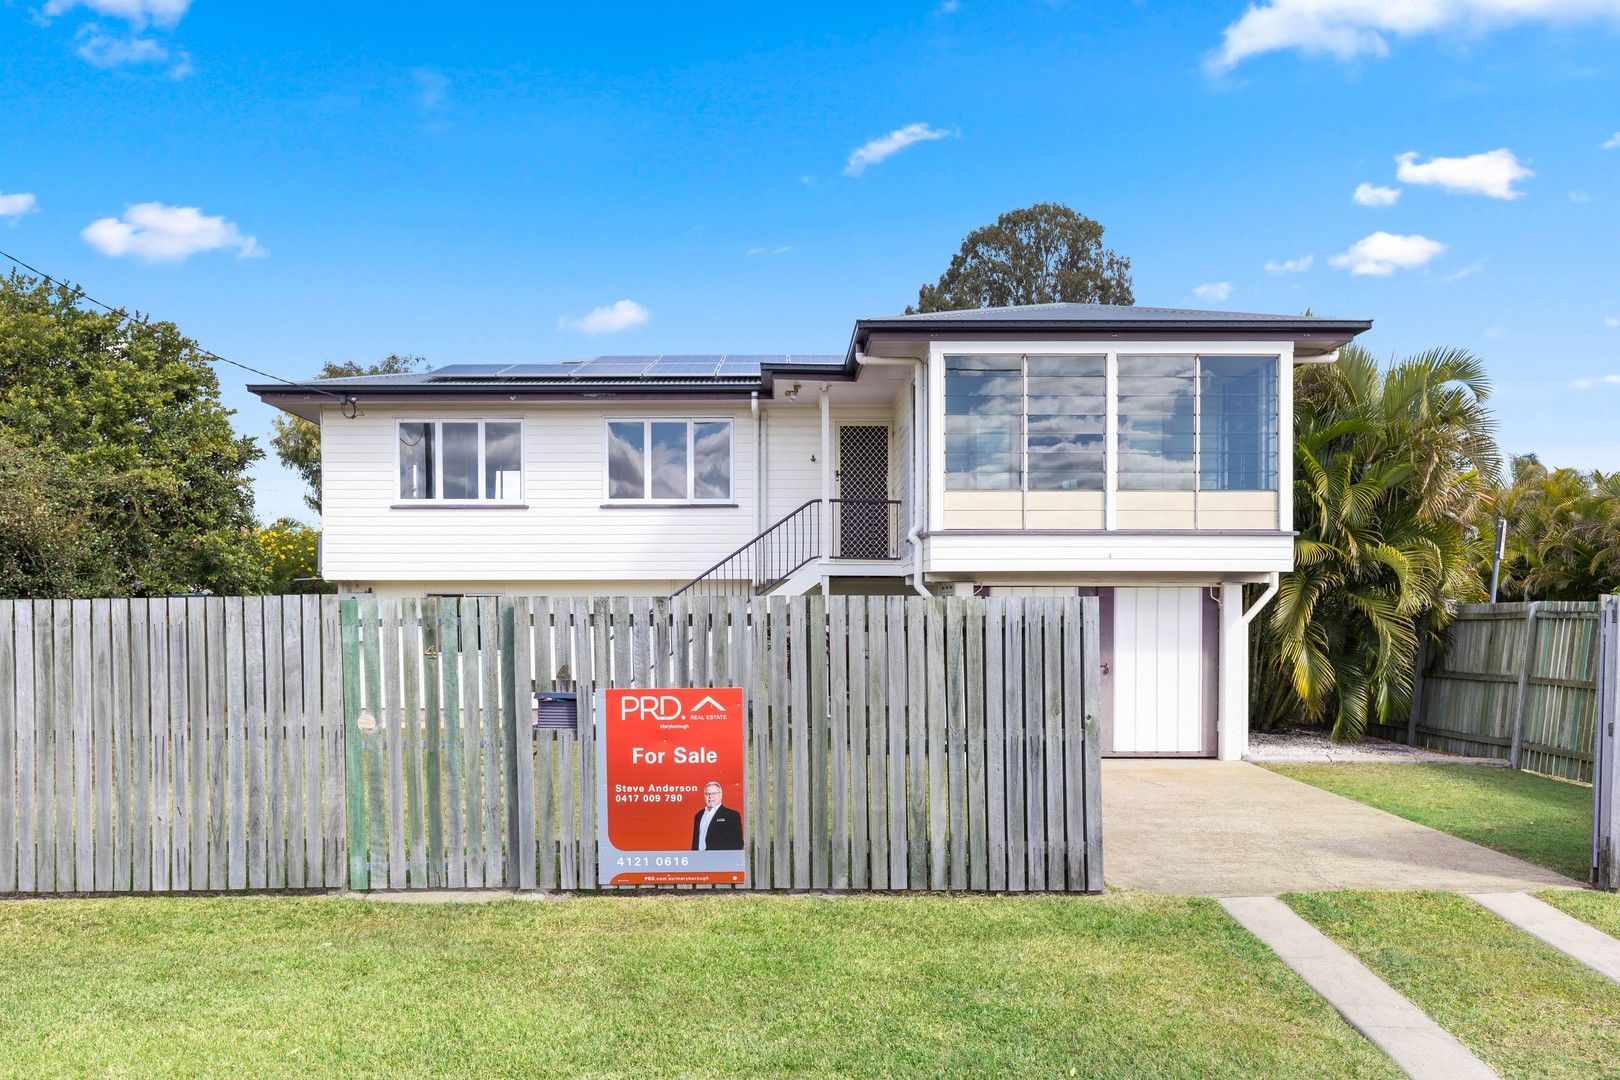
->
[692,781,743,851]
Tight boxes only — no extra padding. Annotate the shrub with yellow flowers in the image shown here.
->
[254,519,330,594]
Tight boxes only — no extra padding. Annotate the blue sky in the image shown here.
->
[4,0,1619,522]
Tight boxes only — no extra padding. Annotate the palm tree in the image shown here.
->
[1253,345,1500,740]
[1486,456,1620,600]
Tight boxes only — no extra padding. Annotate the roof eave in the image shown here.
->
[848,318,1373,362]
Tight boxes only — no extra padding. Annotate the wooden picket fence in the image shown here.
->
[0,594,1102,895]
[1388,601,1606,782]
[344,594,1103,893]
[0,597,347,894]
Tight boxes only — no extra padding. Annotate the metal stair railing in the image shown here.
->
[671,499,901,603]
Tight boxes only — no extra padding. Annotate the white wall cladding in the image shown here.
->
[321,400,904,587]
[321,402,764,584]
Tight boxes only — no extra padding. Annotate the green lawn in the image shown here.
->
[1539,889,1620,938]
[1288,891,1620,1079]
[0,893,1400,1079]
[1264,763,1593,880]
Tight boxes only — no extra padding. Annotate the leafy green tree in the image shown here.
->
[0,272,267,597]
[908,203,1134,313]
[271,355,423,512]
[1484,455,1620,600]
[1253,345,1500,739]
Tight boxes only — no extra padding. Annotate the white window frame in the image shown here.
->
[603,417,736,504]
[928,341,1289,533]
[394,418,525,505]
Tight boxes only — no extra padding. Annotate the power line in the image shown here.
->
[0,247,360,414]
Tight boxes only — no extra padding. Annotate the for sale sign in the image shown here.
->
[596,687,747,886]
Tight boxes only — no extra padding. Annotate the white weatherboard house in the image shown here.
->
[252,303,1370,761]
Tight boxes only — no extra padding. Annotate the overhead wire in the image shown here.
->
[0,247,361,416]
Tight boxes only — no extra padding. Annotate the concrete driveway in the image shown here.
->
[1102,759,1582,895]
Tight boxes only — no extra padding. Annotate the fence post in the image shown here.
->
[1594,595,1620,891]
[1406,639,1428,746]
[339,598,369,891]
[1509,602,1541,770]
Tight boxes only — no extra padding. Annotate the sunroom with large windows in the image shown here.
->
[943,351,1280,531]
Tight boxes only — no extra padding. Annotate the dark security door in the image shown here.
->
[837,425,891,559]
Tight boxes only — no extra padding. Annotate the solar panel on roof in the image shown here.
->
[569,358,655,377]
[645,358,723,375]
[500,363,581,378]
[431,364,512,378]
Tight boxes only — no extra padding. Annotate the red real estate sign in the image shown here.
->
[596,687,747,886]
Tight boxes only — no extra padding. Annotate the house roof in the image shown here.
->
[247,303,1371,417]
[847,302,1372,362]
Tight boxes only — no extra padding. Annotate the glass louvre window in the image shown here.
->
[650,421,688,500]
[1117,356,1197,491]
[483,422,522,499]
[606,419,733,502]
[1025,355,1106,491]
[693,421,732,500]
[606,422,646,499]
[398,422,436,500]
[1200,357,1278,491]
[441,422,480,499]
[396,420,523,502]
[945,355,1021,490]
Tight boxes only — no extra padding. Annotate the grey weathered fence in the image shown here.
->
[0,597,347,894]
[344,594,1103,894]
[0,594,1103,895]
[1395,601,1605,782]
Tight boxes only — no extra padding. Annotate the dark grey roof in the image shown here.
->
[864,302,1357,325]
[246,354,847,411]
[847,302,1371,362]
[248,304,1372,414]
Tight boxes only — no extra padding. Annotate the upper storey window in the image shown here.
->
[1116,355,1278,492]
[398,420,522,502]
[944,354,1106,491]
[945,352,1279,494]
[606,419,733,502]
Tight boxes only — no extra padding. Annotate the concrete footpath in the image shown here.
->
[1221,895,1499,1080]
[1104,760,1577,895]
[1470,892,1620,984]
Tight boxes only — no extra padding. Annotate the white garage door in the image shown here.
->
[1110,587,1214,756]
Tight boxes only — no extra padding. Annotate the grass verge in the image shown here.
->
[0,893,1400,1079]
[1287,890,1620,1079]
[1538,889,1620,938]
[1263,763,1591,880]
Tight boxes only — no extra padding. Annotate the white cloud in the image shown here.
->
[1193,282,1233,302]
[844,123,953,177]
[1444,261,1485,281]
[1604,132,1620,150]
[1570,190,1592,203]
[1264,254,1313,273]
[43,0,190,29]
[1394,149,1533,199]
[0,192,38,219]
[1353,182,1401,207]
[937,0,962,11]
[1329,231,1446,276]
[1209,0,1620,71]
[74,27,189,77]
[81,202,262,262]
[1573,374,1620,389]
[746,245,791,256]
[1606,316,1620,327]
[558,299,649,335]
